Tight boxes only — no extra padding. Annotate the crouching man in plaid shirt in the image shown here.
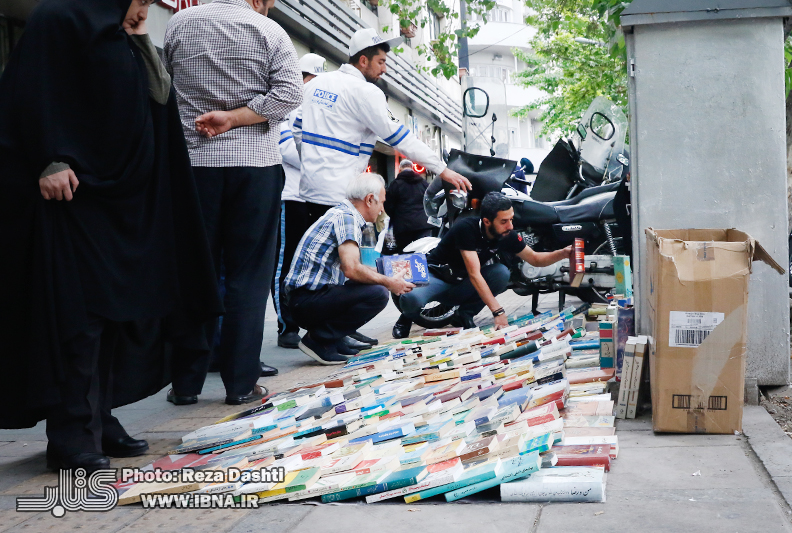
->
[284,173,414,364]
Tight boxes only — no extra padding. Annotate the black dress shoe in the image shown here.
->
[167,389,197,406]
[277,332,301,349]
[102,436,149,458]
[343,336,371,350]
[226,384,268,405]
[349,331,378,346]
[336,340,359,356]
[46,450,110,473]
[392,315,413,339]
[260,362,278,377]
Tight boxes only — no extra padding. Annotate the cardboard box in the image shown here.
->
[645,228,783,434]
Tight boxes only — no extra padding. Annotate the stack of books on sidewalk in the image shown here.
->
[119,304,618,505]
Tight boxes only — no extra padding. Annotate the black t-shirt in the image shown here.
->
[427,216,526,276]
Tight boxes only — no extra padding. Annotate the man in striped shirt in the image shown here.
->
[284,173,414,364]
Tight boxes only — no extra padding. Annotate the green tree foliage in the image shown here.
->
[512,0,630,137]
[381,0,496,78]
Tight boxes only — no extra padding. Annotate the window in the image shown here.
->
[468,7,512,23]
[428,13,441,41]
[469,64,514,84]
[509,124,521,148]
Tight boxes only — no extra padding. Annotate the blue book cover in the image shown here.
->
[444,453,541,502]
[404,461,500,502]
[375,253,430,286]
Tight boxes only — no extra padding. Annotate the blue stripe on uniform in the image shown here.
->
[303,131,358,149]
[303,139,359,156]
[384,126,404,143]
[279,135,293,144]
[391,128,410,146]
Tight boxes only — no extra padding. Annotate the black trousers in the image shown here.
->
[394,228,432,254]
[289,282,389,345]
[305,202,332,229]
[47,317,127,456]
[271,200,308,335]
[171,166,284,397]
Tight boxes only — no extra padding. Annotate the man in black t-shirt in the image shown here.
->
[393,192,572,338]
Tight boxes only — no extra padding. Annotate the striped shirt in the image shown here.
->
[284,201,366,293]
[163,0,302,167]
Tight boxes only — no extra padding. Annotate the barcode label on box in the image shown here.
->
[669,311,724,348]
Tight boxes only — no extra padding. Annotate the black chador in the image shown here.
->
[0,0,222,466]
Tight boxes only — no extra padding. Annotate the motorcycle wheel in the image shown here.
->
[391,294,459,329]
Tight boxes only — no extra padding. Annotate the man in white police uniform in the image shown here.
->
[293,28,471,347]
[295,28,471,227]
[272,53,326,352]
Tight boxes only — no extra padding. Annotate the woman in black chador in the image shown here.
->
[0,0,222,471]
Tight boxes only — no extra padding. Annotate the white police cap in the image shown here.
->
[299,53,326,76]
[348,28,402,58]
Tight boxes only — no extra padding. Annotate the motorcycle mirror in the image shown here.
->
[463,87,489,118]
[617,153,629,166]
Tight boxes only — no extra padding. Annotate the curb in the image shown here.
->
[742,405,792,508]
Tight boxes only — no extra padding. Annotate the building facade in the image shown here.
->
[467,0,550,167]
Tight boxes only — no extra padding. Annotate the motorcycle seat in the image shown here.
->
[554,191,617,223]
[512,197,560,225]
[546,181,621,207]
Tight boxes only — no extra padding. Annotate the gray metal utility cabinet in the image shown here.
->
[623,0,792,385]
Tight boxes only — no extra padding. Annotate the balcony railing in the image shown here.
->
[272,0,462,132]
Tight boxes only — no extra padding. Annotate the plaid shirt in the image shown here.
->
[163,0,302,167]
[284,201,366,293]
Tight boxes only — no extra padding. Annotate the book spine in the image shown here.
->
[445,455,540,502]
[626,350,644,419]
[500,480,603,503]
[403,471,497,503]
[320,484,378,503]
[615,352,634,419]
[365,473,455,503]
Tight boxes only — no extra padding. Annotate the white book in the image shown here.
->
[627,336,648,419]
[500,466,606,502]
[561,435,619,459]
[615,337,637,419]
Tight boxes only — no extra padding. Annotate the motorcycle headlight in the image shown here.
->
[450,190,468,210]
[424,189,446,218]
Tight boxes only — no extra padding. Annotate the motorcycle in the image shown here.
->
[530,96,629,202]
[393,95,631,329]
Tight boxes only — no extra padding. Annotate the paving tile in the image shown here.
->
[1,472,59,496]
[537,492,792,533]
[228,505,312,533]
[4,506,143,533]
[288,503,540,533]
[0,443,47,458]
[607,445,766,491]
[617,430,741,449]
[116,507,252,533]
[148,419,224,433]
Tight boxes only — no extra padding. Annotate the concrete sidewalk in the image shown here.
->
[2,293,792,532]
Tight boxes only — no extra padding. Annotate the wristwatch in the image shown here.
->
[492,307,505,318]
